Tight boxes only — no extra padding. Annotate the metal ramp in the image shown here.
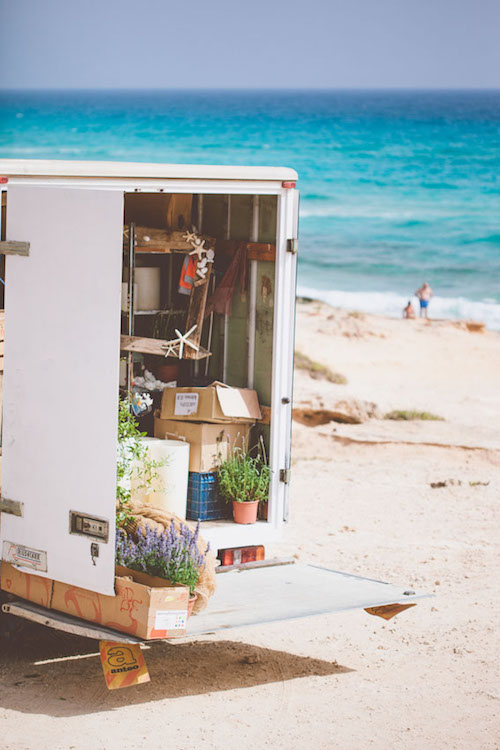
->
[1,563,428,643]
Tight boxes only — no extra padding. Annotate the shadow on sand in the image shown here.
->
[0,618,352,717]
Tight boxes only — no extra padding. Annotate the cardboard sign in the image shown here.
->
[99,640,150,690]
[175,392,199,416]
[365,602,417,620]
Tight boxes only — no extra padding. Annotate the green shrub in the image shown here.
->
[217,439,271,504]
[384,410,444,421]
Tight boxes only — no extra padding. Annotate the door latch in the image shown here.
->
[286,239,298,254]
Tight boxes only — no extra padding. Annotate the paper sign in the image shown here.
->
[154,609,188,631]
[364,603,417,621]
[2,540,48,572]
[175,392,199,416]
[99,640,150,690]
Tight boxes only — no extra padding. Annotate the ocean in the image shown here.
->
[1,89,499,327]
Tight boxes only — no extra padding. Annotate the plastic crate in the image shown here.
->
[187,471,232,521]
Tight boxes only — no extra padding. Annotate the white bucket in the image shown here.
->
[132,437,189,520]
[135,267,161,311]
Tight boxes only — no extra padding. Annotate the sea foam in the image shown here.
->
[297,285,500,331]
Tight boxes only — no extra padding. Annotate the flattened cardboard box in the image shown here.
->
[51,566,190,640]
[1,562,189,640]
[160,382,261,424]
[0,562,53,608]
[154,416,251,473]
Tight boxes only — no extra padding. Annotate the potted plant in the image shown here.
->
[116,396,167,528]
[115,520,210,616]
[217,440,271,524]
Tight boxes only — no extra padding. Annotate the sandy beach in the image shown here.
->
[1,299,499,750]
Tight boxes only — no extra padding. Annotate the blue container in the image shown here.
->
[187,471,232,521]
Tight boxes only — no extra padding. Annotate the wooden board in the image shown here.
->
[183,264,212,359]
[120,334,211,360]
[124,226,215,254]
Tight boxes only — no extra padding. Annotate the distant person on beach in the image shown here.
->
[403,300,415,319]
[415,282,433,318]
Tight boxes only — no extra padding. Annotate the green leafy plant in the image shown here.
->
[217,439,271,504]
[294,350,347,385]
[116,397,167,528]
[384,410,444,421]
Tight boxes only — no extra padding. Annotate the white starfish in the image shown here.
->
[183,230,197,244]
[189,239,206,260]
[174,324,199,359]
[162,340,181,358]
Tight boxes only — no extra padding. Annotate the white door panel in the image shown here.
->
[1,186,123,595]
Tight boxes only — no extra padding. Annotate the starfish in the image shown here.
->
[174,324,199,359]
[189,239,206,260]
[183,230,197,244]
[162,340,181,358]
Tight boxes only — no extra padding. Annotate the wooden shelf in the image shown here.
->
[123,226,216,254]
[120,334,211,360]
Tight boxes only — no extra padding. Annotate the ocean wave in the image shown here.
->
[296,285,500,330]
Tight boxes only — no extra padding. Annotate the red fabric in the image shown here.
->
[205,245,248,317]
[178,254,197,295]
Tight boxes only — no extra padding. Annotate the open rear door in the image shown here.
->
[1,185,123,595]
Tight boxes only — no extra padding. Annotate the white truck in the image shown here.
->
[0,160,424,643]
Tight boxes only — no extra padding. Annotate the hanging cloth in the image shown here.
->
[205,244,248,318]
[178,254,197,296]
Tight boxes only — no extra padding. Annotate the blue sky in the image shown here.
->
[1,0,499,89]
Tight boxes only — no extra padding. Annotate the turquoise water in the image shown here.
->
[1,89,499,326]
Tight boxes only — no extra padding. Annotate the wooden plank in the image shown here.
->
[124,226,215,254]
[0,241,30,256]
[120,334,211,360]
[247,243,276,262]
[184,264,212,359]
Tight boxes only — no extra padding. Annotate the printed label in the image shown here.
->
[174,392,199,416]
[2,540,48,572]
[154,609,188,631]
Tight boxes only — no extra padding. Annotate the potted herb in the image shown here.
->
[116,520,210,615]
[116,396,166,528]
[217,440,271,524]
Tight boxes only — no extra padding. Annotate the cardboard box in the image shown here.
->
[0,562,190,640]
[160,382,261,424]
[154,416,251,473]
[51,566,190,640]
[0,562,53,608]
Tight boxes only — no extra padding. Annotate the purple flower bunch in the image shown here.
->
[116,520,210,594]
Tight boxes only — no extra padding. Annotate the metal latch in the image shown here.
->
[280,468,291,484]
[286,239,298,254]
[69,511,109,543]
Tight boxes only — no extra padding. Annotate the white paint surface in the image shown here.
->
[1,186,124,595]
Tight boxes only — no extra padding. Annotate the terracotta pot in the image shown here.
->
[155,363,179,383]
[232,500,259,525]
[187,593,197,618]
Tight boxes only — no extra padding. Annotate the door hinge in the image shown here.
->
[0,241,30,257]
[280,468,291,484]
[286,238,298,254]
[0,497,24,517]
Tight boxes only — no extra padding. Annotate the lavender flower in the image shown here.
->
[115,522,210,594]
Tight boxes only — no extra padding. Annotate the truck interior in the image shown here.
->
[120,191,279,534]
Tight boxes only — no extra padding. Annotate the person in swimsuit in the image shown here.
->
[403,300,415,319]
[415,282,433,318]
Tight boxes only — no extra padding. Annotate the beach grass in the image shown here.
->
[294,351,347,384]
[384,409,444,421]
